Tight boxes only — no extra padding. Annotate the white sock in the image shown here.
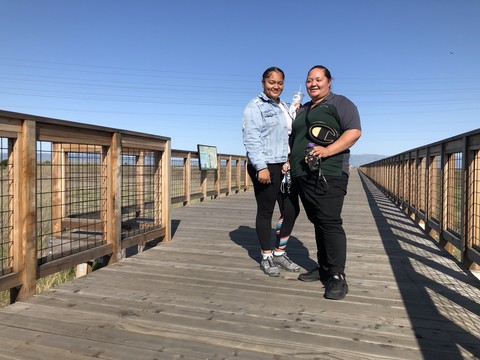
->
[262,252,273,260]
[273,250,285,256]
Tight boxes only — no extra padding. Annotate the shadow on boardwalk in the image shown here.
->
[229,225,318,271]
[358,171,480,359]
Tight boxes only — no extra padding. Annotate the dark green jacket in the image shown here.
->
[289,92,361,177]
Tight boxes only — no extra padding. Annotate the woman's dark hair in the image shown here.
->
[262,67,285,81]
[308,65,332,81]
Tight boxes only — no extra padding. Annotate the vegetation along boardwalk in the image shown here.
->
[0,170,479,359]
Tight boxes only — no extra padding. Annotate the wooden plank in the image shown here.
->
[0,337,94,360]
[121,227,166,249]
[0,305,423,360]
[36,122,112,146]
[0,273,21,292]
[61,218,104,231]
[121,134,168,151]
[0,117,22,134]
[37,244,112,278]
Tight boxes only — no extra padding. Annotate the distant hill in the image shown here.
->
[350,154,387,167]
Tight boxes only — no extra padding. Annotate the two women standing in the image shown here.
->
[242,65,362,300]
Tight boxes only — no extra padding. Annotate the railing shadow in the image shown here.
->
[228,225,317,271]
[171,219,181,238]
[358,171,480,359]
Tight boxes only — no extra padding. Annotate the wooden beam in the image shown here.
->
[17,120,37,301]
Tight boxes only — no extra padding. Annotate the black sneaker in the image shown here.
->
[298,267,321,282]
[298,267,329,282]
[324,274,348,300]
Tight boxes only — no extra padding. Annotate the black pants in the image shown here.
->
[247,163,299,251]
[293,171,349,277]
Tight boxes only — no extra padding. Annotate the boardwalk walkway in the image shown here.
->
[0,170,479,359]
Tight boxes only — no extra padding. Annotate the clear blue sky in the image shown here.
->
[1,0,479,156]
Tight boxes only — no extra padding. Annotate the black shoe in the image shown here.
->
[324,274,348,300]
[298,267,321,282]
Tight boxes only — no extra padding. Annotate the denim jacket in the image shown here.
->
[242,92,290,171]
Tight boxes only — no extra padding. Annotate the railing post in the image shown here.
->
[161,141,171,241]
[184,152,191,205]
[235,158,241,192]
[16,120,37,301]
[461,136,472,268]
[244,159,250,190]
[440,143,454,253]
[215,154,221,196]
[424,147,431,234]
[106,132,122,263]
[468,148,480,270]
[226,156,232,194]
[200,170,207,200]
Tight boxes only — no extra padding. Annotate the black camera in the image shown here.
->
[305,144,320,171]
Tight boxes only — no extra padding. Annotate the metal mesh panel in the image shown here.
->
[37,142,106,264]
[470,150,479,251]
[0,137,13,275]
[232,160,239,190]
[190,158,201,196]
[409,159,416,208]
[121,149,161,238]
[219,158,228,192]
[446,152,462,236]
[240,160,247,187]
[205,170,216,193]
[418,157,426,215]
[171,156,185,199]
[429,155,441,222]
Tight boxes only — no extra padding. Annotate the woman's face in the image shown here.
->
[262,71,284,101]
[306,68,331,102]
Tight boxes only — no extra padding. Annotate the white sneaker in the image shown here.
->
[260,256,280,277]
[273,253,301,272]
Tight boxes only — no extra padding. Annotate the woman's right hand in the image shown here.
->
[257,168,271,184]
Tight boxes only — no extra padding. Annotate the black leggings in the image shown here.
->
[248,163,299,251]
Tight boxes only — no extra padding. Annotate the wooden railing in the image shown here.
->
[359,128,480,270]
[170,149,250,207]
[0,110,249,303]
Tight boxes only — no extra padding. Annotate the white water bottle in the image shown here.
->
[289,89,304,118]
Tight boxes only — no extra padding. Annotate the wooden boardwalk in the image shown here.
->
[0,170,479,360]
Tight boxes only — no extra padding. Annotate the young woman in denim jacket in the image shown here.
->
[242,67,300,277]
